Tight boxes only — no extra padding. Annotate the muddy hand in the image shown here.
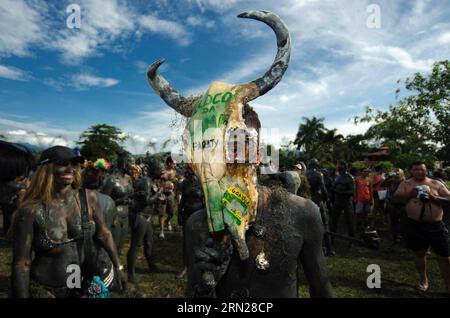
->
[194,238,233,293]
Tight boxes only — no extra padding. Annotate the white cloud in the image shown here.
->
[8,129,28,136]
[138,15,192,46]
[0,0,46,57]
[0,118,78,148]
[71,74,120,90]
[326,121,372,137]
[51,0,136,64]
[363,45,434,71]
[43,73,120,90]
[83,0,134,37]
[52,32,99,64]
[191,0,239,13]
[186,15,215,29]
[0,65,31,81]
[438,32,450,44]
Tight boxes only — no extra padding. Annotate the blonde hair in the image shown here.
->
[21,163,82,210]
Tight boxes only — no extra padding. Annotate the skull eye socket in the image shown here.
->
[225,128,258,164]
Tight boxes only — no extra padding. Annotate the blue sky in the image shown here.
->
[0,0,449,154]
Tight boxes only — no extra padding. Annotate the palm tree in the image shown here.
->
[294,116,326,152]
[320,129,344,144]
[317,128,345,161]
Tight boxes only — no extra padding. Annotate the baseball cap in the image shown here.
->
[39,146,85,166]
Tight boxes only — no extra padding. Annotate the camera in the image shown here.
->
[416,185,430,202]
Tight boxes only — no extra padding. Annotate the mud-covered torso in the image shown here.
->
[133,176,153,213]
[189,187,305,298]
[31,190,96,288]
[179,177,205,223]
[306,168,326,202]
[102,172,133,217]
[333,172,355,200]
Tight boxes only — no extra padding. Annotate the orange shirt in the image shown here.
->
[372,174,384,191]
[356,177,372,202]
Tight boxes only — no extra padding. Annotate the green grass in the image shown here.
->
[0,216,448,298]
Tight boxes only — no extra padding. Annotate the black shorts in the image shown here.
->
[402,218,450,257]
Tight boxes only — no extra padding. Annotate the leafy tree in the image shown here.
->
[279,148,299,170]
[77,124,127,162]
[355,60,450,163]
[294,117,371,163]
[377,161,395,171]
[294,116,326,155]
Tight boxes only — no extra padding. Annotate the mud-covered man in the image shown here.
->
[306,159,333,256]
[330,160,356,245]
[101,151,135,256]
[146,10,334,298]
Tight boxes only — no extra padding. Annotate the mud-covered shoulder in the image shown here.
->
[85,188,100,213]
[14,203,39,223]
[287,193,323,234]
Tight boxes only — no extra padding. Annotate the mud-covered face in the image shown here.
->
[183,82,260,260]
[53,163,76,187]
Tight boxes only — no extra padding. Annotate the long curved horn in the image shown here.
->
[237,10,291,98]
[146,59,200,117]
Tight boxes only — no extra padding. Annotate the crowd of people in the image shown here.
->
[0,140,205,297]
[275,158,450,293]
[0,139,449,297]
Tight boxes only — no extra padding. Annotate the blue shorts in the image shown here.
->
[355,201,372,214]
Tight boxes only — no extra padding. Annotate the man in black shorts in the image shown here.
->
[394,161,450,294]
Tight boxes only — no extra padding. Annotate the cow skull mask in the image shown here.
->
[147,10,291,260]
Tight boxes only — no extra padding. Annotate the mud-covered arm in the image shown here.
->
[185,209,232,298]
[145,188,163,205]
[12,207,34,298]
[91,200,121,269]
[299,203,335,298]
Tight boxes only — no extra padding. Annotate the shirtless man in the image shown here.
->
[394,161,450,294]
